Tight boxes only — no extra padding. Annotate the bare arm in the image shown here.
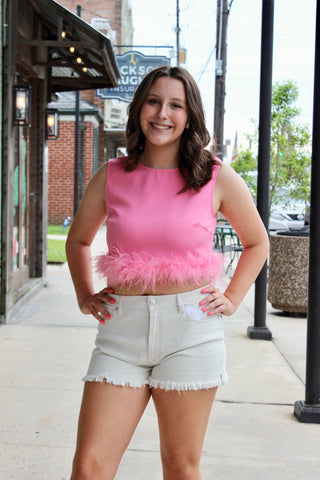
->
[65,163,114,323]
[202,162,269,316]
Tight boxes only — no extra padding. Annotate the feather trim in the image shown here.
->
[94,249,224,291]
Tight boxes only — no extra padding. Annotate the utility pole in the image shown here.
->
[176,0,180,66]
[213,0,229,157]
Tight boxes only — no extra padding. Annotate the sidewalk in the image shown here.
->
[1,229,319,479]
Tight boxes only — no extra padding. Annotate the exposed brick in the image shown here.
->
[47,0,131,224]
[48,121,97,223]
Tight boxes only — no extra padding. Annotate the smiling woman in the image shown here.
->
[125,65,214,192]
[138,76,188,163]
[66,66,269,480]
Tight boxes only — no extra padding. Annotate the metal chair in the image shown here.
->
[213,219,243,273]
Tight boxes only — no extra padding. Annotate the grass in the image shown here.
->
[47,224,69,263]
[47,238,67,264]
[47,224,70,236]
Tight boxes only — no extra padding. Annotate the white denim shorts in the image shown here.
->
[83,287,229,391]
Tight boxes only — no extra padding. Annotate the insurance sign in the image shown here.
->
[96,51,170,103]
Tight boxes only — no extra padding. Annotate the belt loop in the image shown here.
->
[176,294,184,313]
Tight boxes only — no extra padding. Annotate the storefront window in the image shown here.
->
[12,126,28,276]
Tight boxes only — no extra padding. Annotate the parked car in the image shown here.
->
[269,212,305,231]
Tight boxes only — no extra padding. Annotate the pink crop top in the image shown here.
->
[95,157,223,291]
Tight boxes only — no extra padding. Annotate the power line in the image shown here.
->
[197,41,216,83]
[182,10,216,41]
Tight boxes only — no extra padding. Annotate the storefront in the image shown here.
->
[0,0,119,323]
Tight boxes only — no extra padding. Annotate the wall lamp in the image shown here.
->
[46,108,60,140]
[13,85,32,126]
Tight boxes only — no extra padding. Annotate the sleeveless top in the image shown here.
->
[95,157,223,291]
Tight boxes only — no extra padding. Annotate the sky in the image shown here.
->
[132,0,316,160]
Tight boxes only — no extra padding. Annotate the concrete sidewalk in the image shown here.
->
[1,230,319,479]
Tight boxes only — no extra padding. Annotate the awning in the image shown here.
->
[18,0,120,92]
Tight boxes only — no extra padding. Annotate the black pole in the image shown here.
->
[74,92,80,217]
[247,0,273,341]
[80,116,85,200]
[294,0,320,424]
[74,5,81,217]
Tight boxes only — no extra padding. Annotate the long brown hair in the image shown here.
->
[125,66,217,192]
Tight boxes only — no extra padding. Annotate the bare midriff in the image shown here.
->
[110,279,210,296]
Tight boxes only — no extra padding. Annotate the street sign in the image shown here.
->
[96,51,170,103]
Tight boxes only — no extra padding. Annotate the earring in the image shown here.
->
[185,121,190,129]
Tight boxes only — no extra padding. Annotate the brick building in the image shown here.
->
[0,0,119,323]
[47,0,133,224]
[57,0,132,47]
[47,92,104,224]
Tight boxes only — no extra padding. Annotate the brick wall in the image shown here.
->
[57,0,123,43]
[48,120,95,224]
[47,1,131,224]
[80,91,105,116]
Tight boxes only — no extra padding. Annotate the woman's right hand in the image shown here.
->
[80,287,115,324]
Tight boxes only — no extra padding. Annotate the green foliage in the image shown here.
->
[231,80,311,213]
[231,149,257,200]
[270,81,311,211]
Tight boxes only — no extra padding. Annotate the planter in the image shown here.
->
[268,233,309,314]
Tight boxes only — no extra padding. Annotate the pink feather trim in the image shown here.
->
[94,249,224,291]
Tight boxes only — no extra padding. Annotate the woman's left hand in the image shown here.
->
[199,285,236,316]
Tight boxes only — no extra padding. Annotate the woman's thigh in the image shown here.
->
[152,387,217,470]
[72,381,151,478]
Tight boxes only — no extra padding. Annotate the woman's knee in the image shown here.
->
[71,451,116,480]
[162,452,200,480]
[71,453,99,480]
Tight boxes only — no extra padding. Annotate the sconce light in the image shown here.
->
[13,85,31,126]
[46,108,59,140]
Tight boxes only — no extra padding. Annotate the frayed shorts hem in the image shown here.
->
[84,286,229,392]
[82,374,149,389]
[82,373,229,392]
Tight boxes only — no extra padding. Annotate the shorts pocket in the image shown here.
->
[182,303,208,322]
[182,303,223,322]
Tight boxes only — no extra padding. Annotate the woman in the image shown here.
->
[66,66,269,480]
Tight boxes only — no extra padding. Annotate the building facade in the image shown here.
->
[47,0,133,225]
[47,92,105,224]
[57,0,132,47]
[0,0,119,323]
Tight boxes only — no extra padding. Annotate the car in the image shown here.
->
[269,212,305,231]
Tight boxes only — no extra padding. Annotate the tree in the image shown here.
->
[231,81,311,213]
[231,148,257,200]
